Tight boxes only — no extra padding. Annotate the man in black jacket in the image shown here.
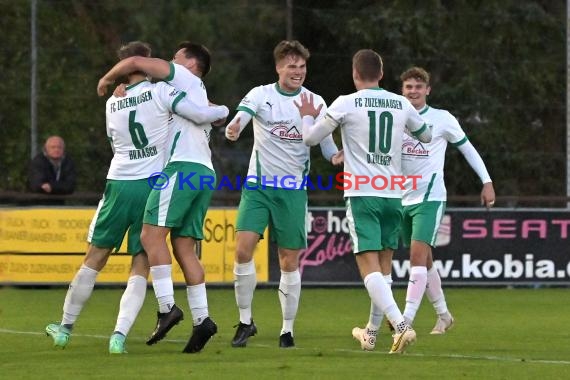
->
[29,135,76,194]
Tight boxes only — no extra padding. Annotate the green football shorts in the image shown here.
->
[236,183,308,249]
[144,161,215,239]
[401,201,446,247]
[345,196,403,254]
[88,178,151,255]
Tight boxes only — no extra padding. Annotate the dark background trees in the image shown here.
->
[0,0,565,205]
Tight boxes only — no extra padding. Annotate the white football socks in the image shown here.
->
[62,264,99,327]
[403,266,428,322]
[366,274,392,331]
[114,275,147,336]
[279,269,301,336]
[364,272,406,332]
[187,283,209,326]
[426,266,449,316]
[234,260,257,324]
[150,265,174,313]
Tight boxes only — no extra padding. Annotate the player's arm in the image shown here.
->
[456,140,492,183]
[174,96,229,125]
[319,135,339,163]
[446,113,495,207]
[156,84,229,125]
[410,123,432,143]
[225,87,261,141]
[312,96,340,162]
[97,57,171,96]
[224,111,253,141]
[208,101,228,126]
[302,116,337,146]
[455,139,495,207]
[404,101,432,143]
[295,92,338,146]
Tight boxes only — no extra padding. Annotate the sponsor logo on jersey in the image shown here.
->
[270,125,302,141]
[402,141,429,156]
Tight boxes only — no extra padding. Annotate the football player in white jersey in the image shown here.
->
[224,40,341,348]
[97,42,230,353]
[47,42,228,354]
[398,67,494,333]
[296,49,432,354]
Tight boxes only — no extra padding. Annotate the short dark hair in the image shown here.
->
[273,40,310,64]
[400,67,430,85]
[352,49,383,82]
[117,41,151,60]
[177,41,211,77]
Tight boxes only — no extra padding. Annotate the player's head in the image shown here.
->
[173,41,211,78]
[117,41,151,60]
[352,49,383,88]
[273,40,310,92]
[400,67,431,110]
[117,41,151,76]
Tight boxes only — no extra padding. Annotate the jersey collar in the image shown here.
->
[126,79,149,91]
[419,105,430,115]
[275,83,302,97]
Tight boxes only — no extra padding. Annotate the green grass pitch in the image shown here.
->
[1,287,569,379]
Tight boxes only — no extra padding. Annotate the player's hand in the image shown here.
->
[331,150,344,166]
[481,182,495,208]
[294,92,323,118]
[97,77,114,96]
[225,117,241,141]
[113,83,127,98]
[41,183,52,193]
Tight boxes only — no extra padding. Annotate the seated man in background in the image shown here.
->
[28,135,76,195]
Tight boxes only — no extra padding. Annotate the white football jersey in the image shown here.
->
[237,83,328,187]
[401,105,467,205]
[105,80,185,180]
[164,62,214,170]
[326,87,427,198]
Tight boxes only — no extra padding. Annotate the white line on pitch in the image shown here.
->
[2,328,569,366]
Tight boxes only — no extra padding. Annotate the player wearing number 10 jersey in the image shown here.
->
[297,49,431,354]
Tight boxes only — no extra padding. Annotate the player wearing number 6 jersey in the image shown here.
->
[46,41,228,354]
[296,49,431,354]
[96,41,228,353]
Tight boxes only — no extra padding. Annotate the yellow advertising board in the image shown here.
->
[0,207,268,284]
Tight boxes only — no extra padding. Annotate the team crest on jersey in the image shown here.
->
[402,141,429,156]
[270,125,302,141]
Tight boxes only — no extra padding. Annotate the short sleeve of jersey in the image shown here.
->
[441,111,467,146]
[403,98,426,133]
[236,86,263,116]
[153,82,187,114]
[325,95,347,126]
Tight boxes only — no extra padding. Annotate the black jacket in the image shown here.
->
[28,153,76,194]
